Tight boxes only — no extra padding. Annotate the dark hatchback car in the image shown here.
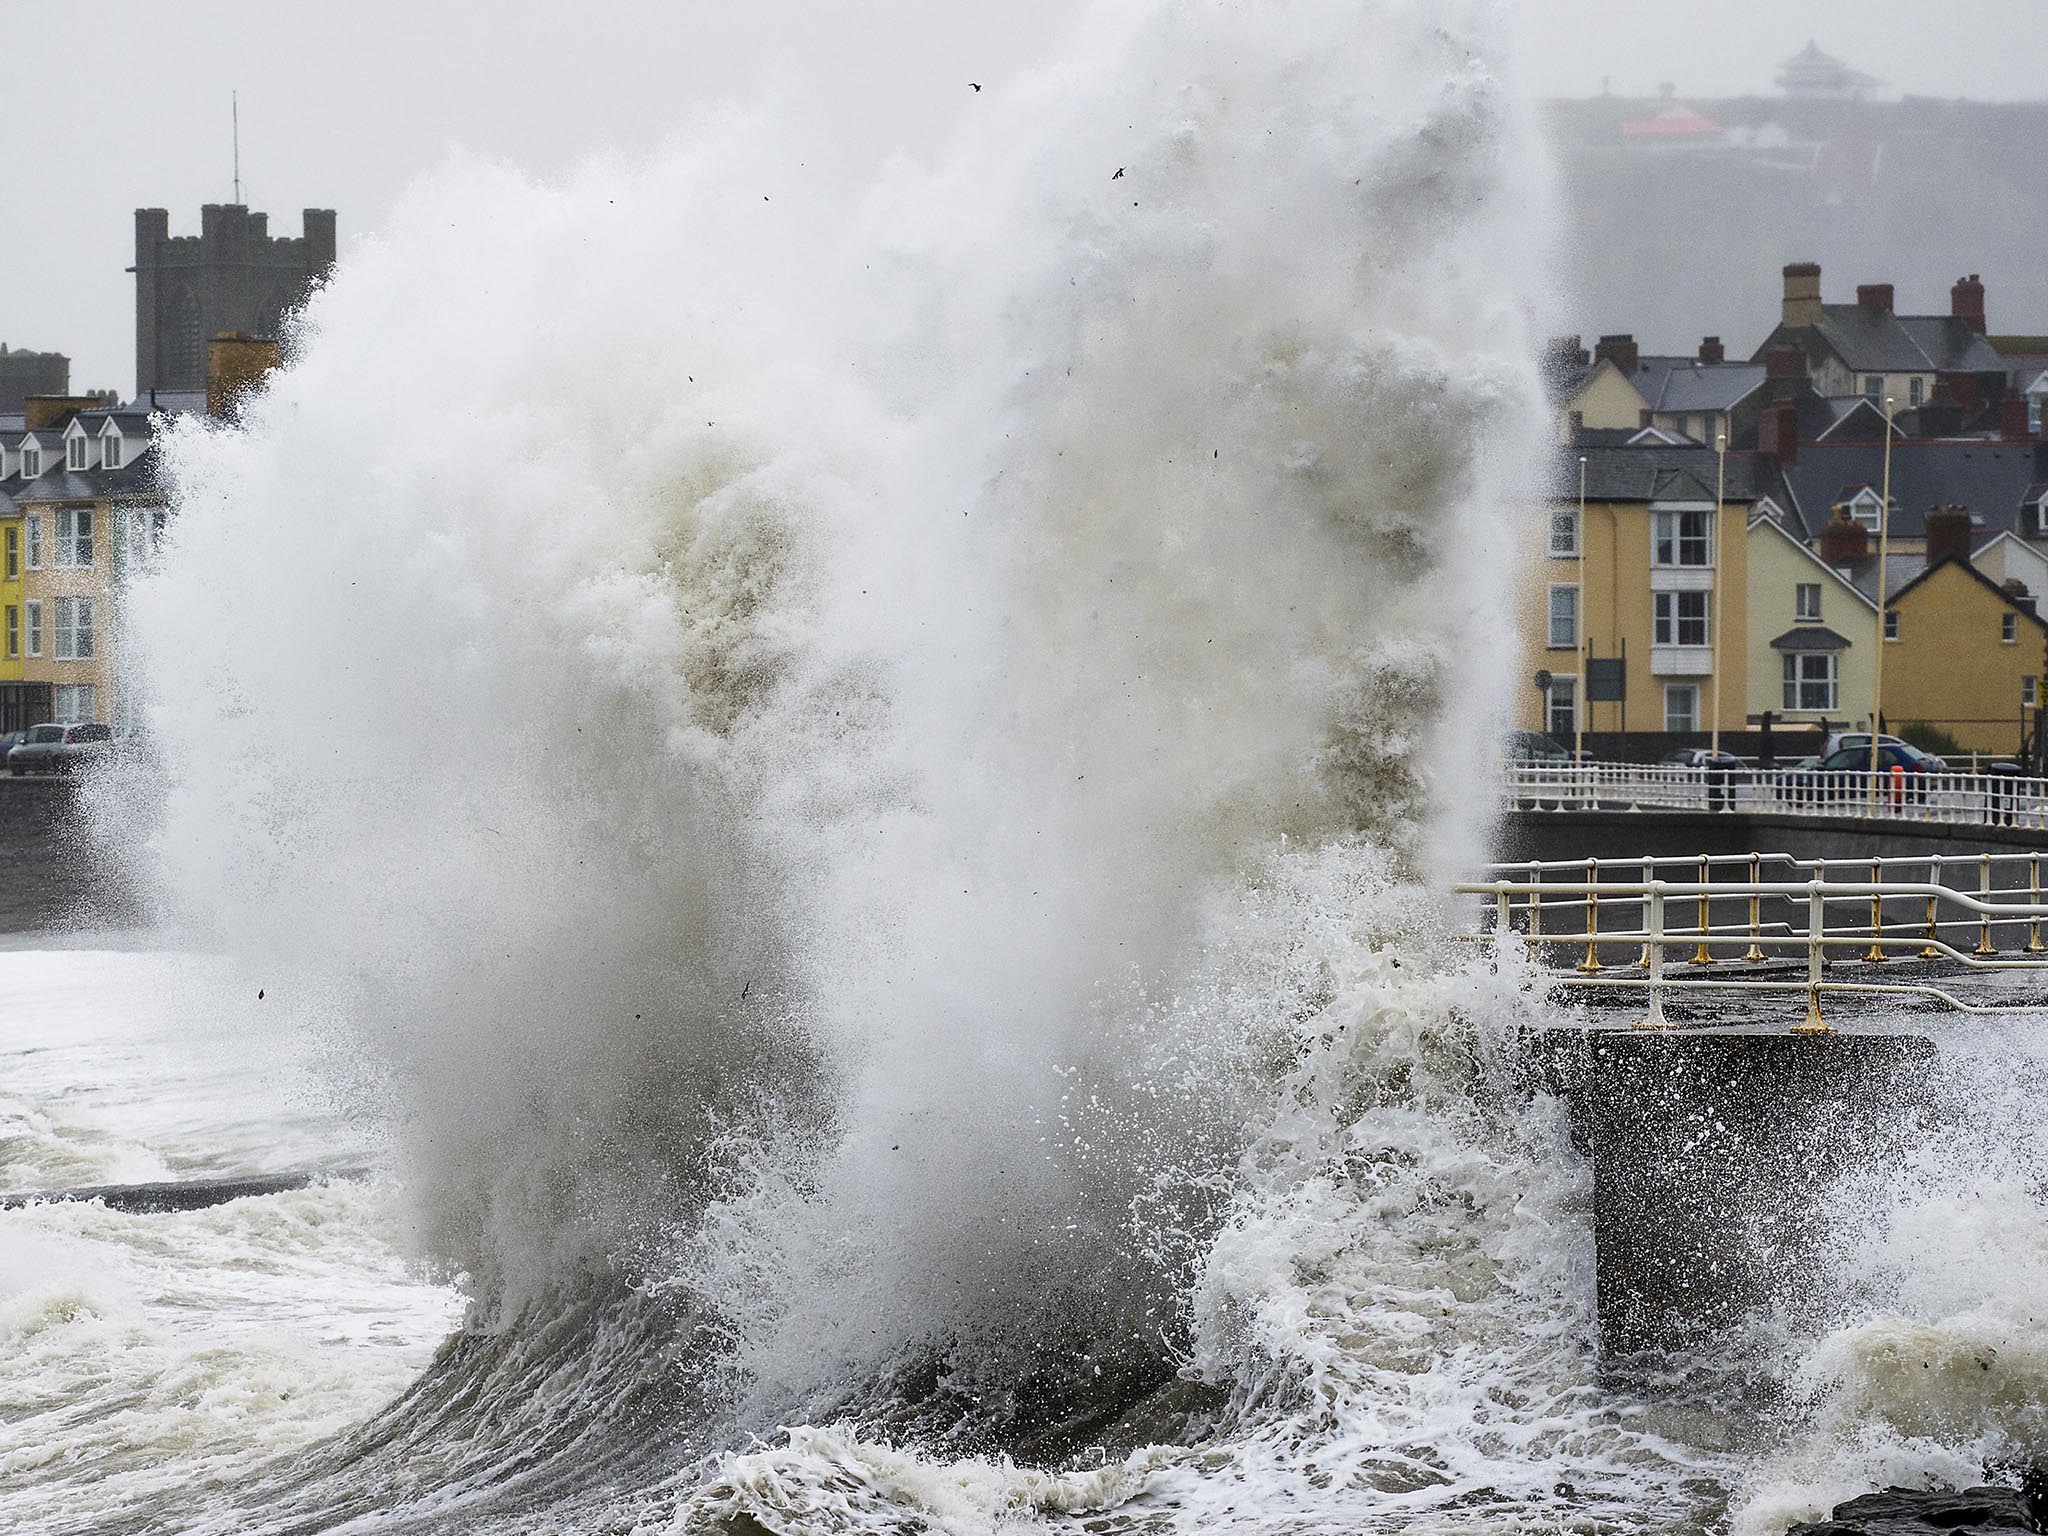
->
[1780,741,1940,806]
[7,722,115,775]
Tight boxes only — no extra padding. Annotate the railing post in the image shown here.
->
[1690,854,1715,965]
[1577,857,1604,974]
[1977,852,1998,957]
[1794,879,1831,1034]
[1636,882,1669,1030]
[2030,854,2046,955]
[1495,882,1513,961]
[1637,857,1655,967]
[1744,851,1767,963]
[1864,856,1889,963]
[1921,854,1944,960]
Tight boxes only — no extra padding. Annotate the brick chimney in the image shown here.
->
[22,395,103,431]
[1938,371,1981,413]
[1698,335,1725,364]
[2000,392,2032,442]
[206,332,281,419]
[1594,333,1639,376]
[1856,283,1895,314]
[1759,398,1800,464]
[1543,334,1590,383]
[1925,504,1973,567]
[1819,505,1869,566]
[1782,262,1823,328]
[1952,273,1987,336]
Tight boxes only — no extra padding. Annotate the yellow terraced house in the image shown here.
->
[7,403,165,728]
[1520,444,1759,741]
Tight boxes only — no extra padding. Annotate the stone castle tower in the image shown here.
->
[131,204,336,397]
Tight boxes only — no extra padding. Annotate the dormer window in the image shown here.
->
[19,444,40,478]
[1844,489,1886,532]
[66,435,87,471]
[100,431,122,472]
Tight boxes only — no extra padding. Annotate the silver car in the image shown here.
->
[7,722,114,775]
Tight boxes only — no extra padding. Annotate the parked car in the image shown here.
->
[7,722,115,775]
[1780,741,1938,806]
[1659,748,1745,770]
[1505,730,1572,764]
[0,730,26,764]
[1821,732,1947,770]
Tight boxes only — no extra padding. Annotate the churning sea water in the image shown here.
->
[7,1,2047,1531]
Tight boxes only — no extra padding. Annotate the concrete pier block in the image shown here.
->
[1534,1027,1936,1355]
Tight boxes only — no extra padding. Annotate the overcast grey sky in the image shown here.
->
[3,1,2042,393]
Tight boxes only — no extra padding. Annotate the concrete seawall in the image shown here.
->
[1500,808,2048,867]
[0,777,104,932]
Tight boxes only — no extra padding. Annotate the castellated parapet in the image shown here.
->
[131,204,336,398]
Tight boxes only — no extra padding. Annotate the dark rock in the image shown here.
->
[1787,1484,2041,1535]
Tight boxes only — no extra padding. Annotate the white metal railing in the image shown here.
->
[1505,762,2048,829]
[1459,849,2048,1031]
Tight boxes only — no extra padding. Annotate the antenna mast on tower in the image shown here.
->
[232,91,241,203]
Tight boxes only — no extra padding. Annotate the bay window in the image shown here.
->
[1653,590,1711,647]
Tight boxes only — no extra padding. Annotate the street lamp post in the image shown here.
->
[1711,430,1727,755]
[1577,455,1588,765]
[1870,395,1897,791]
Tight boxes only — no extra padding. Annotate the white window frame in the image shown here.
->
[1847,491,1885,532]
[54,507,92,569]
[1782,652,1839,712]
[4,605,15,660]
[2003,612,2019,644]
[1651,507,1714,568]
[99,429,122,471]
[1548,505,1579,558]
[25,514,41,571]
[2027,676,2039,709]
[1909,376,1924,407]
[25,600,42,658]
[3,525,15,581]
[1547,583,1579,649]
[66,434,87,471]
[126,507,166,570]
[52,684,96,725]
[1885,610,1900,641]
[1664,684,1699,733]
[53,595,93,662]
[1795,583,1822,622]
[1546,675,1576,736]
[20,445,40,478]
[1653,590,1711,647]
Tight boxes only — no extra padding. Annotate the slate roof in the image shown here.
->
[1554,442,1783,506]
[12,441,163,502]
[1773,439,2048,542]
[1771,626,1852,651]
[1841,552,1928,606]
[1755,308,2006,377]
[1887,553,2048,630]
[1632,358,1765,414]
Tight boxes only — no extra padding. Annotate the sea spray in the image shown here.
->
[72,0,1710,1531]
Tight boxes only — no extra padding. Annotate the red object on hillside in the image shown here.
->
[1621,106,1723,137]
